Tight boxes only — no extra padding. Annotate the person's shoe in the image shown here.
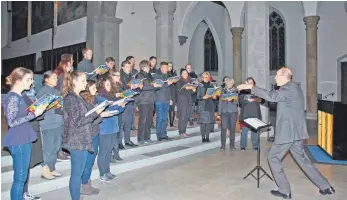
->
[107,172,117,180]
[241,148,246,151]
[57,151,69,161]
[99,174,112,182]
[115,157,123,161]
[253,147,259,151]
[131,126,138,131]
[270,190,291,199]
[220,145,225,150]
[144,139,153,144]
[157,137,163,142]
[41,165,55,180]
[319,187,335,195]
[51,170,63,177]
[189,121,194,126]
[202,138,206,143]
[205,138,211,143]
[125,141,137,147]
[119,143,125,149]
[230,145,236,150]
[81,180,99,195]
[23,192,41,200]
[163,136,171,140]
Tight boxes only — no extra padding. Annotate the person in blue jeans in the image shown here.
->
[238,77,262,151]
[62,71,113,200]
[97,77,126,182]
[153,62,175,141]
[3,67,46,200]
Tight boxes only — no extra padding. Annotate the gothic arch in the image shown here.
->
[269,8,286,71]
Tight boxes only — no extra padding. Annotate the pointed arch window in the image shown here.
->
[269,11,285,71]
[204,28,218,72]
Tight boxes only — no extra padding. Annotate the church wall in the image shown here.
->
[174,1,231,83]
[268,1,306,105]
[1,16,87,61]
[188,22,208,76]
[117,1,156,68]
[317,1,347,102]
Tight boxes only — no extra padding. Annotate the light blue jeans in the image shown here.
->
[240,127,259,149]
[9,143,32,200]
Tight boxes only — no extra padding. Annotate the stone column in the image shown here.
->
[231,27,244,85]
[27,1,32,42]
[90,1,123,67]
[304,16,320,120]
[246,1,270,122]
[153,1,177,64]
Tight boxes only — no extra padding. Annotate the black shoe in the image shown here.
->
[206,138,211,143]
[254,147,259,151]
[157,137,163,141]
[270,190,291,199]
[170,124,174,127]
[202,138,206,143]
[125,141,137,147]
[241,148,246,151]
[131,127,137,131]
[116,157,123,161]
[163,136,171,140]
[220,145,225,150]
[119,143,125,149]
[319,187,335,195]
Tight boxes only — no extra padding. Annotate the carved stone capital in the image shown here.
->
[230,27,244,38]
[153,1,177,17]
[303,16,320,28]
[178,35,188,46]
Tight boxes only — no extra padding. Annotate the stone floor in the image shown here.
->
[37,137,347,200]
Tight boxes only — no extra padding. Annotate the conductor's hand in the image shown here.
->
[237,83,253,91]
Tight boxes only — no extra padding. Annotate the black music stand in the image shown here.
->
[242,118,274,188]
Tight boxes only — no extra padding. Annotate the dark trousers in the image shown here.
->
[221,112,238,147]
[178,104,192,134]
[98,134,117,176]
[200,123,213,139]
[138,104,154,142]
[120,104,134,144]
[169,105,175,126]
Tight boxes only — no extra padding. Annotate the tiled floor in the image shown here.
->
[37,138,346,200]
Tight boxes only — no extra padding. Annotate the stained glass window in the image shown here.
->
[269,11,285,71]
[204,28,218,72]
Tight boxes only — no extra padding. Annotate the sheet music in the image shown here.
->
[244,118,268,130]
[85,100,109,117]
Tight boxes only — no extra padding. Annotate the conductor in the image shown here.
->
[237,67,335,199]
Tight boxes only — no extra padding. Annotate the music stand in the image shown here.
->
[242,118,274,188]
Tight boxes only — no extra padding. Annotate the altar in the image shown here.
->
[317,100,347,160]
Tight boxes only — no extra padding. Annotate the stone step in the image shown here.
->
[1,125,217,168]
[1,125,218,183]
[1,130,268,200]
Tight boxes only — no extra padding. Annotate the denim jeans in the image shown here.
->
[155,102,170,138]
[98,134,117,176]
[41,127,61,171]
[69,149,89,200]
[9,143,32,200]
[240,127,259,149]
[81,135,99,184]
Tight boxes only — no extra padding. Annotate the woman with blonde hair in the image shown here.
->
[196,72,216,143]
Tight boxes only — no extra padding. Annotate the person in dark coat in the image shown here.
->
[135,60,162,144]
[185,64,198,125]
[168,62,177,127]
[196,72,216,143]
[238,77,262,151]
[22,87,43,200]
[176,70,195,138]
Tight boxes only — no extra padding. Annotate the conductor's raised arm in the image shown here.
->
[251,86,286,103]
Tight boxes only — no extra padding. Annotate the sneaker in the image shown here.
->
[23,192,41,200]
[241,148,246,151]
[106,172,117,180]
[99,174,112,182]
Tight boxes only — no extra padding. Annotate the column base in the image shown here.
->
[306,112,317,120]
